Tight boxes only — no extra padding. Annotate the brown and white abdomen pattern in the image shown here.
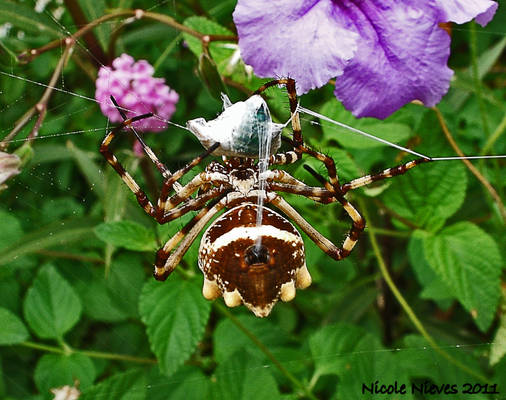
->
[198,203,311,317]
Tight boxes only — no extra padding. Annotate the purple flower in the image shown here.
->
[233,0,498,119]
[95,54,179,132]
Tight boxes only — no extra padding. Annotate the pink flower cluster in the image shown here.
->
[95,54,179,132]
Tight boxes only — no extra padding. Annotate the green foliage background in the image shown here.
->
[0,1,505,398]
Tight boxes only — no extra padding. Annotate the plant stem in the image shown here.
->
[4,8,237,149]
[78,349,157,364]
[20,341,156,364]
[469,21,490,137]
[481,112,506,155]
[34,249,104,264]
[358,199,489,383]
[0,40,74,150]
[19,9,236,63]
[63,0,108,65]
[432,106,505,223]
[215,303,318,400]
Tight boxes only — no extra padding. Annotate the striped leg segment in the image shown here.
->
[253,80,341,190]
[269,150,302,166]
[101,108,222,227]
[154,195,228,280]
[341,158,431,194]
[271,194,365,261]
[158,171,228,217]
[108,95,179,187]
[155,142,221,219]
[100,125,156,217]
[254,78,303,146]
[262,170,335,203]
[159,187,226,224]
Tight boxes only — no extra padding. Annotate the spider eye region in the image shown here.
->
[198,204,312,317]
[186,95,283,158]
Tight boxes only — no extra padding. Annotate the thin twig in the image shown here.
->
[18,9,236,63]
[481,112,506,156]
[35,249,104,264]
[432,106,505,222]
[20,341,157,364]
[0,40,74,150]
[3,8,237,149]
[358,199,489,383]
[63,0,108,65]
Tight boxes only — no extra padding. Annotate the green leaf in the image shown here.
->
[23,265,82,339]
[213,315,291,364]
[490,315,506,366]
[309,322,369,377]
[0,209,23,250]
[0,218,97,266]
[80,369,146,400]
[198,51,227,100]
[0,307,29,345]
[146,366,210,399]
[34,354,95,394]
[399,335,489,397]
[212,351,280,400]
[77,276,130,323]
[94,220,157,252]
[320,100,412,149]
[423,222,502,331]
[382,161,467,230]
[183,16,234,61]
[0,0,61,37]
[139,277,211,375]
[66,140,105,198]
[106,254,146,319]
[408,234,454,309]
[336,333,413,400]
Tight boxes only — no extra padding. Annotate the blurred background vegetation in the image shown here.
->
[0,1,505,398]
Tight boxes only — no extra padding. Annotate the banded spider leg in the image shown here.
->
[100,97,232,279]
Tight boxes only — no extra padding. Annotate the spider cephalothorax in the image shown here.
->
[101,78,430,317]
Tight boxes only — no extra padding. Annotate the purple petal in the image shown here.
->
[436,0,498,26]
[233,0,359,93]
[334,1,453,118]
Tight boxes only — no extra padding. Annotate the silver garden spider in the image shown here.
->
[100,78,429,317]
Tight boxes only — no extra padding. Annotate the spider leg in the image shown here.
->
[262,170,334,203]
[154,194,229,280]
[108,96,182,191]
[270,194,365,261]
[100,118,158,217]
[101,105,221,222]
[341,158,431,194]
[155,143,222,219]
[254,80,342,190]
[161,170,228,215]
[254,78,302,146]
[159,186,227,224]
[268,182,334,204]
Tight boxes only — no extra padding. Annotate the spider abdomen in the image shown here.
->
[198,203,311,317]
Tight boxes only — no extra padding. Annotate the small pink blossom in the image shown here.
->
[95,54,179,132]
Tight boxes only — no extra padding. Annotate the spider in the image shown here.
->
[100,78,429,317]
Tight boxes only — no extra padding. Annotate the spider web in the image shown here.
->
[0,1,504,398]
